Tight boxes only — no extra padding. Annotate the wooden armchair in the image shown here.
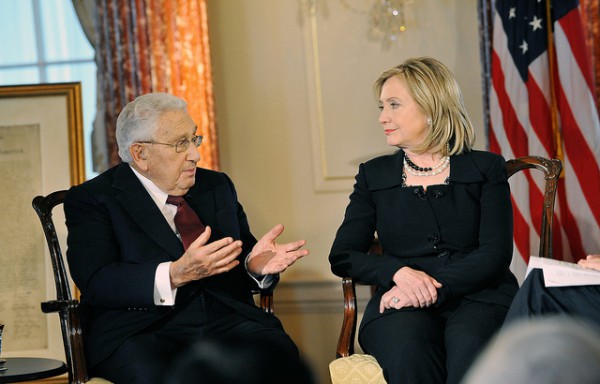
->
[329,156,563,384]
[32,190,107,384]
[32,190,273,383]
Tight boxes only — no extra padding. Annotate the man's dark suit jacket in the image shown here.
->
[505,269,600,328]
[64,163,278,369]
[329,150,519,334]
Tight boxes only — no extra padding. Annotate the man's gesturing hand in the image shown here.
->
[247,224,309,276]
[169,226,243,288]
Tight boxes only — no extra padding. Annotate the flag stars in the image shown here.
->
[529,15,543,31]
[520,40,528,54]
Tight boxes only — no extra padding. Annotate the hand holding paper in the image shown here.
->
[527,256,600,287]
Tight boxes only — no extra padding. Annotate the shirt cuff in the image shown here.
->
[245,253,276,289]
[154,261,177,305]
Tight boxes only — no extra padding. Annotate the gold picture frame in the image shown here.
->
[0,82,85,361]
[0,82,85,185]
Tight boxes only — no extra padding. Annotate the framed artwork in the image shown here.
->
[0,82,85,361]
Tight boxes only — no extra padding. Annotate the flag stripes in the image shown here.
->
[490,0,600,278]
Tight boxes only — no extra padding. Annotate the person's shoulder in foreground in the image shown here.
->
[462,316,600,384]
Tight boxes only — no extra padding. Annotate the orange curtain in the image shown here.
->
[93,0,218,171]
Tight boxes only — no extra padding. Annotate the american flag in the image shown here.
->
[489,0,600,279]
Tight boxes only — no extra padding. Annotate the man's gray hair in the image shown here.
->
[462,316,600,384]
[116,93,188,163]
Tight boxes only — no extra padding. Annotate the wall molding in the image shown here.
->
[302,7,354,192]
[269,279,372,314]
[301,3,391,193]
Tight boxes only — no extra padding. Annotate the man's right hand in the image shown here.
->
[169,226,242,288]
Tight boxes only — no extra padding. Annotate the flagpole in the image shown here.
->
[545,0,564,162]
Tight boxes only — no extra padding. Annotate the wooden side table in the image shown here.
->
[0,358,67,383]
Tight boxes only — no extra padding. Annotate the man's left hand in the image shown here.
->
[247,224,309,276]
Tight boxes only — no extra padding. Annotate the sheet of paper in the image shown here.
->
[527,256,600,287]
[0,124,48,350]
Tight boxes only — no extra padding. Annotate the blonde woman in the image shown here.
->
[329,57,518,384]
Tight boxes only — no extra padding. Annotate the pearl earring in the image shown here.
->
[426,117,432,126]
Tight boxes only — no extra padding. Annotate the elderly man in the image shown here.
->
[65,93,309,383]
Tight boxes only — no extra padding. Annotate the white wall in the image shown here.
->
[207,1,484,381]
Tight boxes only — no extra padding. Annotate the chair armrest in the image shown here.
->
[336,277,357,358]
[260,290,273,314]
[41,299,80,314]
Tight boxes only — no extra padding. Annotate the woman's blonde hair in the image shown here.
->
[373,57,475,155]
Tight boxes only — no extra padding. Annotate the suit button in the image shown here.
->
[413,188,425,199]
[426,234,439,243]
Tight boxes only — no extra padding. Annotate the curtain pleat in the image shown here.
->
[72,0,96,46]
[93,0,219,172]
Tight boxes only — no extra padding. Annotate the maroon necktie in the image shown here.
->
[167,195,206,250]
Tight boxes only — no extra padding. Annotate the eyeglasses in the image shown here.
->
[136,135,203,153]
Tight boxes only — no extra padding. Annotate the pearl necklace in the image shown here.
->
[404,155,450,177]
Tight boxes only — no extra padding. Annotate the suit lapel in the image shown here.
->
[364,150,405,190]
[112,164,184,260]
[186,181,226,246]
[185,186,217,231]
[365,150,486,189]
[448,151,486,183]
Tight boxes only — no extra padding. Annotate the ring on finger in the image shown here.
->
[392,297,400,303]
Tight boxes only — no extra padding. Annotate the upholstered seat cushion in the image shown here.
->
[329,354,386,384]
[87,378,113,383]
